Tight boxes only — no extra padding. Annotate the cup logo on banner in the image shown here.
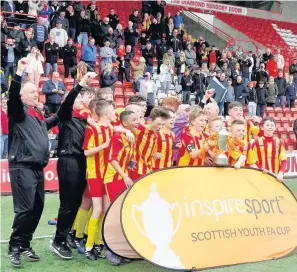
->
[132,183,184,268]
[121,167,297,270]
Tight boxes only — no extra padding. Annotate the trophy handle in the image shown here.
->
[171,202,182,236]
[132,205,149,238]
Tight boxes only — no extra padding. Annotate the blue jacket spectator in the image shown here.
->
[286,76,297,108]
[42,72,66,113]
[32,18,48,52]
[173,12,183,29]
[81,38,97,70]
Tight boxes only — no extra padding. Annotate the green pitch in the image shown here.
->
[1,179,297,272]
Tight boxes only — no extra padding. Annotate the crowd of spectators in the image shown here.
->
[1,0,297,158]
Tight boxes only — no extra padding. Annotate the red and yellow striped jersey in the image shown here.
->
[105,132,135,184]
[83,124,113,180]
[225,119,259,142]
[177,127,208,166]
[227,137,256,166]
[252,136,287,174]
[134,124,157,175]
[111,108,125,127]
[152,129,176,170]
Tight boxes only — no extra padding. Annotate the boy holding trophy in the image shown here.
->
[227,119,257,169]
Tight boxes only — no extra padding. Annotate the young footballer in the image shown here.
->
[227,119,257,169]
[252,117,287,181]
[128,95,147,116]
[152,109,178,170]
[105,110,139,202]
[227,101,259,142]
[82,100,115,260]
[177,109,208,166]
[131,106,171,181]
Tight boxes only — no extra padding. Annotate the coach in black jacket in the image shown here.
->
[51,74,97,260]
[7,58,59,268]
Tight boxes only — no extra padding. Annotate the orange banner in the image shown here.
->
[121,167,297,270]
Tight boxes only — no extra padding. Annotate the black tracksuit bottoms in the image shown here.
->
[9,168,45,249]
[54,156,86,244]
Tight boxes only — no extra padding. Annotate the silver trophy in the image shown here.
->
[214,126,229,166]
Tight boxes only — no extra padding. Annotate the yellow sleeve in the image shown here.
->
[279,141,287,161]
[250,122,260,136]
[246,147,257,165]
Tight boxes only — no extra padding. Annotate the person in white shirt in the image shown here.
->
[275,48,285,71]
[159,58,173,95]
[49,20,68,50]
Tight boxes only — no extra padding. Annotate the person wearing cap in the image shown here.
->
[256,81,268,117]
[52,10,69,33]
[31,17,48,53]
[156,35,168,74]
[49,19,68,50]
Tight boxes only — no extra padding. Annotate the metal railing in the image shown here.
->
[182,11,233,43]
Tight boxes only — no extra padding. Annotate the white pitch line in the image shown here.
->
[0,235,52,244]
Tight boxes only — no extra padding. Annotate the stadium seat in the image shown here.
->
[274,117,282,129]
[63,78,74,91]
[281,117,290,128]
[114,100,125,108]
[289,117,296,127]
[265,107,275,117]
[287,127,295,140]
[114,87,124,96]
[39,77,48,88]
[292,108,297,118]
[284,108,292,118]
[275,107,283,117]
[278,127,288,140]
[114,96,125,105]
[114,81,123,88]
[124,87,134,96]
[285,139,296,151]
[89,80,100,88]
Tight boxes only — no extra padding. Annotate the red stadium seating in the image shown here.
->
[287,127,295,140]
[63,78,74,91]
[285,139,296,151]
[281,117,290,128]
[278,127,288,140]
[284,108,292,118]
